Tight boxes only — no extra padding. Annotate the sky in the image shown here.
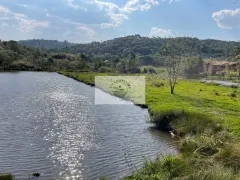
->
[0,0,240,43]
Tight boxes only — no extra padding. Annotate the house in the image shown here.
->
[228,62,239,72]
[206,61,229,75]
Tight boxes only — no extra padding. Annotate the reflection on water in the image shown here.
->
[0,72,177,180]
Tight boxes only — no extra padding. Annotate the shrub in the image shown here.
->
[161,156,188,179]
[98,66,111,73]
[230,85,238,88]
[134,67,141,73]
[152,81,164,87]
[0,174,14,180]
[143,67,148,73]
[183,164,238,180]
[100,177,108,180]
[215,91,220,96]
[215,143,240,172]
[149,67,156,74]
[229,91,237,98]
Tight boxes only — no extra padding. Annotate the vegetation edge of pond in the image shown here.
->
[59,71,240,180]
[57,72,149,110]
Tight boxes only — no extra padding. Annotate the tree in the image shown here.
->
[183,56,204,75]
[127,52,138,73]
[159,37,190,94]
[77,54,88,69]
[8,40,19,52]
[234,47,240,80]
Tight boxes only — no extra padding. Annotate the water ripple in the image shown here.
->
[0,72,177,180]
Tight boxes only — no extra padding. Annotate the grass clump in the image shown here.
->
[152,81,164,88]
[0,174,14,180]
[229,91,237,98]
[124,156,240,180]
[182,164,239,180]
[215,143,240,172]
[123,156,188,180]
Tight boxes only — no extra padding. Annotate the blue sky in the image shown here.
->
[0,0,240,42]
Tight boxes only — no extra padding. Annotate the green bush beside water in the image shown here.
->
[59,72,240,180]
[0,174,14,180]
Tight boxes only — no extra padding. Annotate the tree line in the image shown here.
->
[20,35,240,61]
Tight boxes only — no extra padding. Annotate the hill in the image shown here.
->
[0,40,52,71]
[49,35,239,58]
[0,40,92,72]
[18,39,77,50]
[19,35,240,66]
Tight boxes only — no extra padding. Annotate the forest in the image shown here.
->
[20,35,240,60]
[1,35,240,75]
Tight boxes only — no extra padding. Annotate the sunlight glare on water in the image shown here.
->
[0,72,177,180]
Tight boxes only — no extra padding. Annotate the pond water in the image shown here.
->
[0,72,177,180]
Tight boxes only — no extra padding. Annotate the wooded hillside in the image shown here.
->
[19,35,240,62]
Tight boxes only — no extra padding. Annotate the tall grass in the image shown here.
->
[0,174,14,180]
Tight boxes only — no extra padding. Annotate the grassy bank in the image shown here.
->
[59,71,240,180]
[0,174,14,180]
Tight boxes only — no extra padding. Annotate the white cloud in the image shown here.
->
[149,27,173,37]
[93,0,128,28]
[92,0,181,28]
[93,0,161,28]
[0,0,182,41]
[169,0,181,4]
[101,13,128,28]
[212,8,240,29]
[66,0,88,11]
[122,0,159,13]
[0,5,10,13]
[0,4,96,42]
[46,13,97,42]
[0,5,49,32]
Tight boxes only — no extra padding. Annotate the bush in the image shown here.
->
[0,174,14,180]
[161,156,188,178]
[100,177,107,180]
[229,91,237,98]
[134,67,141,73]
[10,60,34,70]
[177,164,239,180]
[152,81,164,87]
[149,67,156,74]
[143,67,148,73]
[98,66,111,73]
[180,134,223,157]
[230,85,238,88]
[215,143,240,172]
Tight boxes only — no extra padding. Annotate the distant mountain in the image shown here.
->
[18,39,77,50]
[18,35,240,62]
[49,35,240,59]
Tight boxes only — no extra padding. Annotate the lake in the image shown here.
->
[0,72,177,180]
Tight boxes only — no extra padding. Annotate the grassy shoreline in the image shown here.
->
[0,174,14,180]
[59,71,240,180]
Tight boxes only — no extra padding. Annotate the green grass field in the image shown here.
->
[59,71,240,180]
[60,71,240,136]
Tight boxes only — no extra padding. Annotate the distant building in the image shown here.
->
[206,61,239,75]
[228,62,238,72]
[206,61,228,75]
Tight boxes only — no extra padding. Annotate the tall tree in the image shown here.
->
[127,52,138,73]
[234,47,240,80]
[159,37,191,94]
